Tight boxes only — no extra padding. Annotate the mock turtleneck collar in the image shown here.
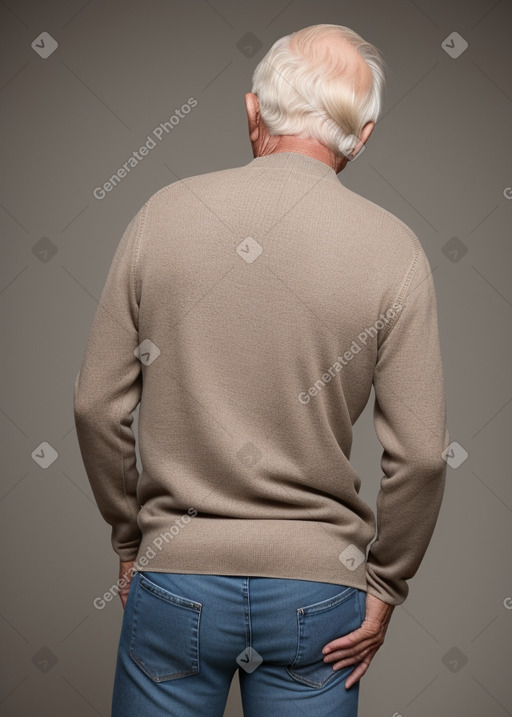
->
[246,151,340,184]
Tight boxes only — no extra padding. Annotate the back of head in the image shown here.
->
[251,24,387,159]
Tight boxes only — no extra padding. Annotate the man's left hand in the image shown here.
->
[322,592,395,689]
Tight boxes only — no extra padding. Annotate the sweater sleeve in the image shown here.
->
[73,203,148,562]
[366,242,450,606]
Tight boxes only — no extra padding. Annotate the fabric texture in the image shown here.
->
[73,151,450,606]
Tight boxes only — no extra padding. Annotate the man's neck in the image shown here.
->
[256,136,346,174]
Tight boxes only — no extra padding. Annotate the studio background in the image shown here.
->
[1,1,511,715]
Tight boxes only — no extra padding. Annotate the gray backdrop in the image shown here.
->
[1,0,511,715]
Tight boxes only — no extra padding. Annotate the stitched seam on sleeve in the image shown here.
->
[118,387,141,527]
[118,200,152,526]
[378,226,422,344]
[129,198,152,311]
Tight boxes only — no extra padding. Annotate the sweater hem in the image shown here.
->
[131,516,369,593]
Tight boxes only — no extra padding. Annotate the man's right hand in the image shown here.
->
[321,592,395,689]
[119,559,136,610]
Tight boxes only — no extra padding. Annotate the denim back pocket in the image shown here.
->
[286,585,365,689]
[129,572,202,682]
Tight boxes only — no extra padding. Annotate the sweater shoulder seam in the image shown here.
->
[378,218,422,343]
[130,196,154,310]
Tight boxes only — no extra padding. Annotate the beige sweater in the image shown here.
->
[74,151,450,606]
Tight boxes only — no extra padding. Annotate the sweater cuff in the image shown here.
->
[111,524,142,563]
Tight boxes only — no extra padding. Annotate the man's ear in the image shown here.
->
[346,120,376,161]
[361,120,375,145]
[245,92,261,142]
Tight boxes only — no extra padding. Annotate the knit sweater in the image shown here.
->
[73,151,450,606]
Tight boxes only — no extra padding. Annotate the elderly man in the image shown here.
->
[74,22,449,717]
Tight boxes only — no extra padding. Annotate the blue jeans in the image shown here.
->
[112,571,367,716]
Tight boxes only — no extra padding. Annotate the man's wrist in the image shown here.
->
[365,591,396,620]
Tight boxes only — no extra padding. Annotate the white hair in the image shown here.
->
[251,24,387,159]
